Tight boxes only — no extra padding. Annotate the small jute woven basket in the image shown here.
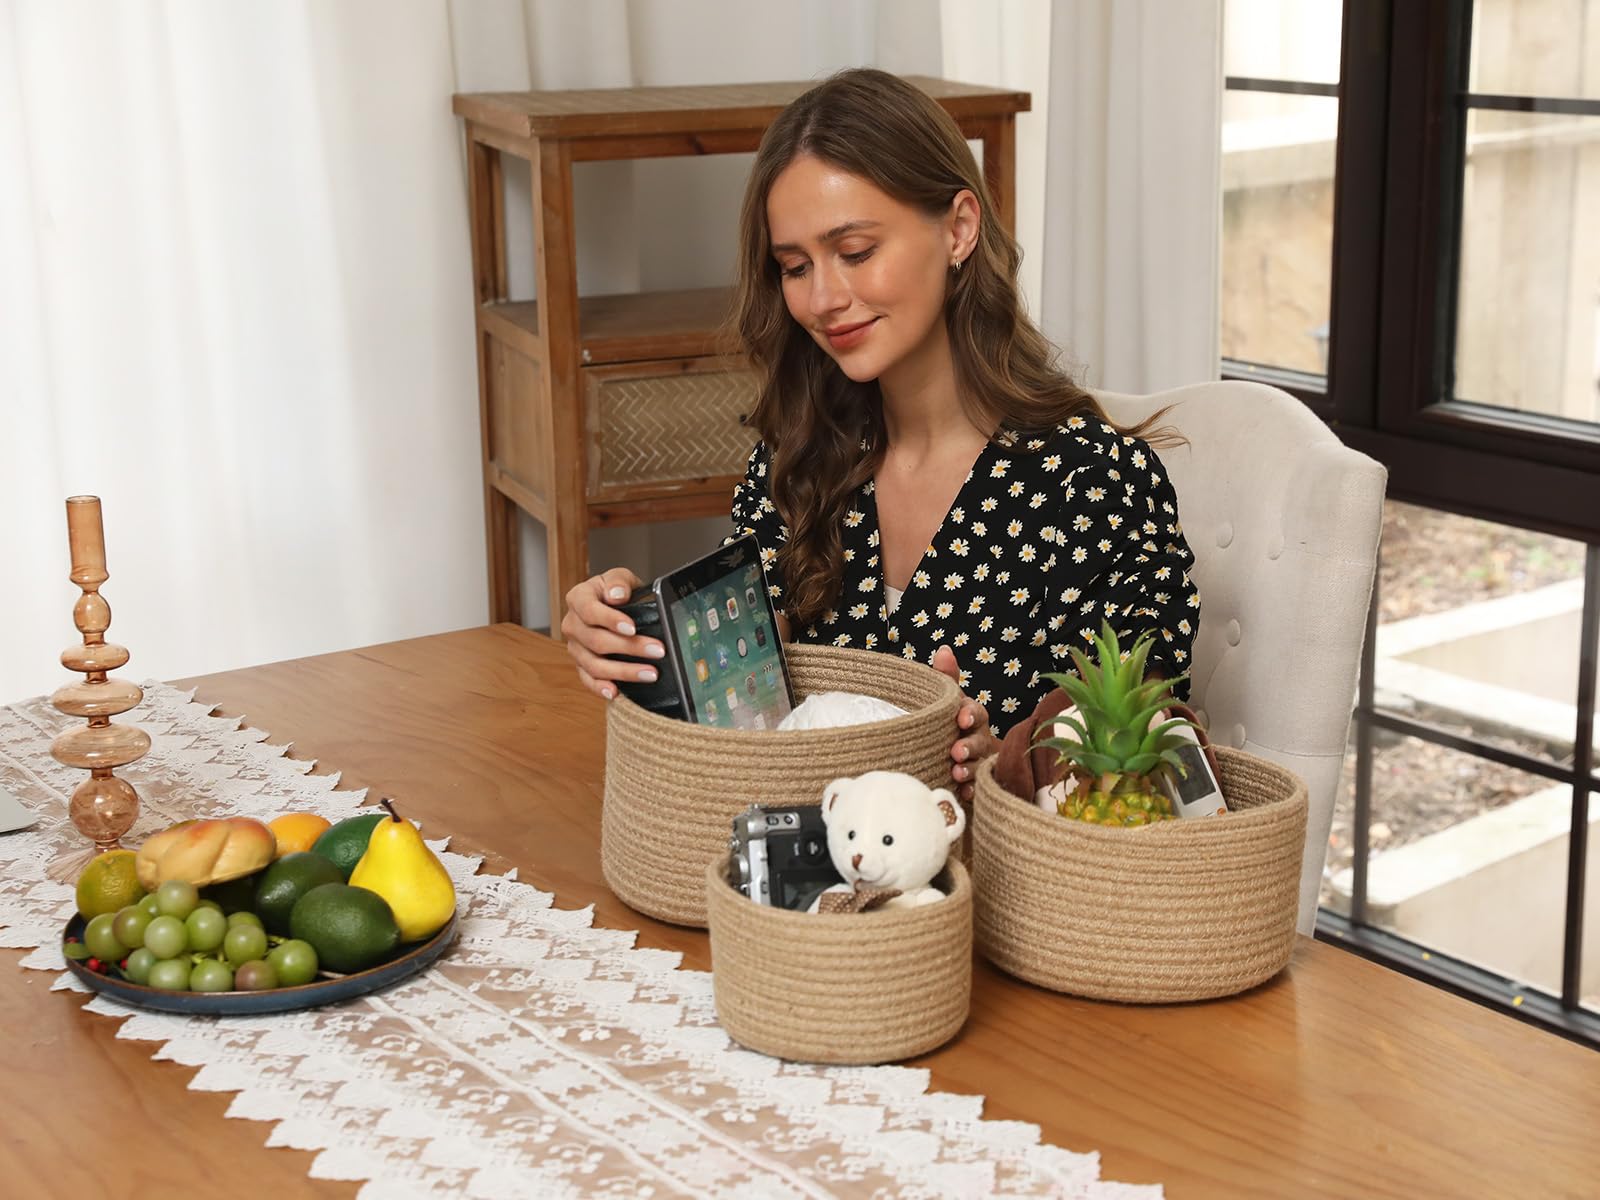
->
[972,747,1308,1003]
[705,853,972,1064]
[603,644,962,927]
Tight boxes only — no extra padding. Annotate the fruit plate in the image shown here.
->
[59,911,459,1015]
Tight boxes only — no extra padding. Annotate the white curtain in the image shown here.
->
[1040,0,1223,392]
[1,1,486,702]
[0,0,1220,703]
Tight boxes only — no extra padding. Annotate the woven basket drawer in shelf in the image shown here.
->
[585,357,760,499]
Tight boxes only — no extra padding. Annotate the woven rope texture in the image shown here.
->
[706,855,972,1064]
[603,644,962,927]
[971,747,1308,1003]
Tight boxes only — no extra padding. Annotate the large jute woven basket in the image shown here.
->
[705,853,972,1063]
[603,644,962,927]
[972,747,1308,1003]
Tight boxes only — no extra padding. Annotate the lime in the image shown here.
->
[309,813,385,880]
[289,884,398,973]
[253,852,344,936]
[76,849,145,920]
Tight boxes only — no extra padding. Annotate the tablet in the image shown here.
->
[654,534,794,730]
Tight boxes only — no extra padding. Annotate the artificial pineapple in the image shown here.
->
[1033,621,1193,827]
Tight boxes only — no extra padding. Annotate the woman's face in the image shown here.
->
[766,155,975,386]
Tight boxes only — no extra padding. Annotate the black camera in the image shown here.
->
[728,804,843,912]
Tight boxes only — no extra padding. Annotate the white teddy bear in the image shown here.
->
[806,771,966,913]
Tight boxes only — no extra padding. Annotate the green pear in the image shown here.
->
[348,798,456,942]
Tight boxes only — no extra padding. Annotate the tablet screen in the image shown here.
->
[660,537,793,730]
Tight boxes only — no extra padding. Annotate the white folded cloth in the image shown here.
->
[777,691,908,732]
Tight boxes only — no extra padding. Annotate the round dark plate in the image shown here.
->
[61,910,459,1015]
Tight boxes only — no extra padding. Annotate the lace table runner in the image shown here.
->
[0,684,1160,1200]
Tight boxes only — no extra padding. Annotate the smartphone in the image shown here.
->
[1160,723,1229,818]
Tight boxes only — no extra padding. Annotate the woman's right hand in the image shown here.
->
[561,567,665,700]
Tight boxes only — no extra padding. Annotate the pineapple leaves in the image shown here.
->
[1107,728,1141,759]
[1035,621,1200,806]
[1074,751,1121,777]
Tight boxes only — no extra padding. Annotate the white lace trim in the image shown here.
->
[0,683,1161,1199]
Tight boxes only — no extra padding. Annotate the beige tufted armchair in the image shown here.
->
[1098,381,1387,933]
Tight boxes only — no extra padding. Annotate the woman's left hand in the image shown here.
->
[931,645,1000,803]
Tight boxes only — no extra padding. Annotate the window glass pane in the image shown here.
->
[1221,91,1337,373]
[1376,502,1585,761]
[1468,0,1600,102]
[1326,503,1591,999]
[1223,0,1343,83]
[1453,110,1600,423]
[1329,734,1577,1002]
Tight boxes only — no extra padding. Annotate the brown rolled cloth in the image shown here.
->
[993,690,1221,805]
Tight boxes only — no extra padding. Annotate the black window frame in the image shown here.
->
[1227,0,1600,1046]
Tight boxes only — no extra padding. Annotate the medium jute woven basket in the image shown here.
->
[705,854,972,1063]
[603,644,962,927]
[971,747,1308,1003]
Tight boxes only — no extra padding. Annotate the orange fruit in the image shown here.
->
[267,813,332,858]
[76,848,145,919]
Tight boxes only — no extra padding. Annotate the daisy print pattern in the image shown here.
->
[727,422,1199,737]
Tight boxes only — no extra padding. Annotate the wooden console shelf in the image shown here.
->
[479,288,737,367]
[453,77,1029,628]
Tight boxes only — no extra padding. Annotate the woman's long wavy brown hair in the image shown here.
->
[732,68,1170,628]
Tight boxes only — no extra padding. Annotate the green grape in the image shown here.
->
[155,880,199,920]
[189,960,234,993]
[125,947,157,985]
[112,905,151,950]
[137,894,162,919]
[233,960,278,991]
[266,939,318,986]
[186,906,227,953]
[143,914,189,960]
[84,913,127,963]
[224,923,269,966]
[147,958,191,990]
[226,911,264,930]
[194,899,224,915]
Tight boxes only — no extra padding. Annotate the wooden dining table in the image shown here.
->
[4,623,1596,1199]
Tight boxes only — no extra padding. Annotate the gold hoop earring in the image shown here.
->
[951,259,963,273]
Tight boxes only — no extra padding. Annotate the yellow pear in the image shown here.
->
[348,798,456,941]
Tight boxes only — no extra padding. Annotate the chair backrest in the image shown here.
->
[1097,381,1387,932]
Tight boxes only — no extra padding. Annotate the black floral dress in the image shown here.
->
[729,417,1200,738]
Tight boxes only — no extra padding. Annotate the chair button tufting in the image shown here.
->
[1232,724,1247,748]
[1226,619,1241,646]
[1267,533,1285,560]
[1216,522,1233,548]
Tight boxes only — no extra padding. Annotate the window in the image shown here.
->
[1223,0,1600,1044]
[1221,0,1343,403]
[1451,8,1600,427]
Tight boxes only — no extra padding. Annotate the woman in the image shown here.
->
[563,68,1199,802]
